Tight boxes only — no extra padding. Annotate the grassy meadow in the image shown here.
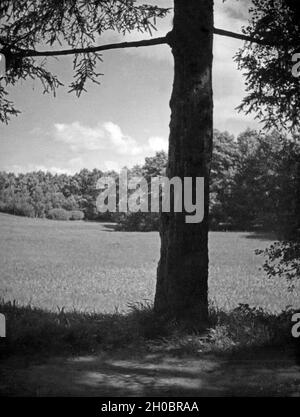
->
[0,212,299,314]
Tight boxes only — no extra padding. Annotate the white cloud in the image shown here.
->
[52,121,168,171]
[53,121,168,158]
[215,0,251,32]
[67,157,85,173]
[54,121,144,156]
[148,136,168,152]
[54,122,105,152]
[6,164,73,175]
[104,160,120,172]
[103,122,144,156]
[212,15,259,136]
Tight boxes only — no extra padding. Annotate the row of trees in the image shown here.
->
[119,129,299,236]
[1,128,298,236]
[210,129,299,236]
[0,168,105,220]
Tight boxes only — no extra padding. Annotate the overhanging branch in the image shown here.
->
[214,28,268,45]
[12,37,169,58]
[0,27,272,59]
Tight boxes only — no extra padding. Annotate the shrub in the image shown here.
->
[0,200,6,212]
[0,199,35,217]
[256,239,300,291]
[69,210,85,221]
[47,208,70,221]
[14,202,35,218]
[0,200,14,214]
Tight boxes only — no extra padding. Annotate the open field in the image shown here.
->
[0,213,299,314]
[1,213,300,397]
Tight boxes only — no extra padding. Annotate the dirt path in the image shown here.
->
[1,348,300,397]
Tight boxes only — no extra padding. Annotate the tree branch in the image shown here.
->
[0,27,272,59]
[12,37,169,58]
[214,27,268,45]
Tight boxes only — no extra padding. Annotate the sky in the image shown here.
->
[0,0,258,175]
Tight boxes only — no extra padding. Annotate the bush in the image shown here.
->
[256,239,300,291]
[14,202,35,218]
[0,200,6,212]
[69,210,85,221]
[47,208,70,221]
[0,199,35,218]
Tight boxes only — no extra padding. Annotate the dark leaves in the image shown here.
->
[0,0,169,121]
[0,84,20,124]
[256,240,300,291]
[236,0,300,131]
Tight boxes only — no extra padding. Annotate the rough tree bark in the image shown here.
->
[154,0,214,325]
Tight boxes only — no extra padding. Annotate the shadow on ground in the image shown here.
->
[1,300,299,397]
[243,232,277,241]
[1,347,300,397]
[100,223,119,232]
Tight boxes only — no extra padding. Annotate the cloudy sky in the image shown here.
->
[0,0,258,175]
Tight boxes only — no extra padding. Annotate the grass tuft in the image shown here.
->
[0,299,297,359]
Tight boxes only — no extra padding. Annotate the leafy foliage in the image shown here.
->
[0,0,169,122]
[235,0,300,130]
[0,168,104,219]
[69,209,85,221]
[116,151,167,231]
[47,208,71,220]
[229,130,299,233]
[209,130,239,229]
[256,240,300,290]
[236,0,300,290]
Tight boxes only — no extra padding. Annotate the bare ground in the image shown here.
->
[1,347,300,397]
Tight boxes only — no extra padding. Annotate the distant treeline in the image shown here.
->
[0,129,298,234]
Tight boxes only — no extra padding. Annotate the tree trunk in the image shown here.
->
[154,0,214,326]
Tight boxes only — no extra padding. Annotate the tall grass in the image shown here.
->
[0,299,296,359]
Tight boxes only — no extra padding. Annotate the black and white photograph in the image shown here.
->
[0,0,299,400]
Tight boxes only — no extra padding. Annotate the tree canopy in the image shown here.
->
[0,0,169,122]
[236,0,300,130]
